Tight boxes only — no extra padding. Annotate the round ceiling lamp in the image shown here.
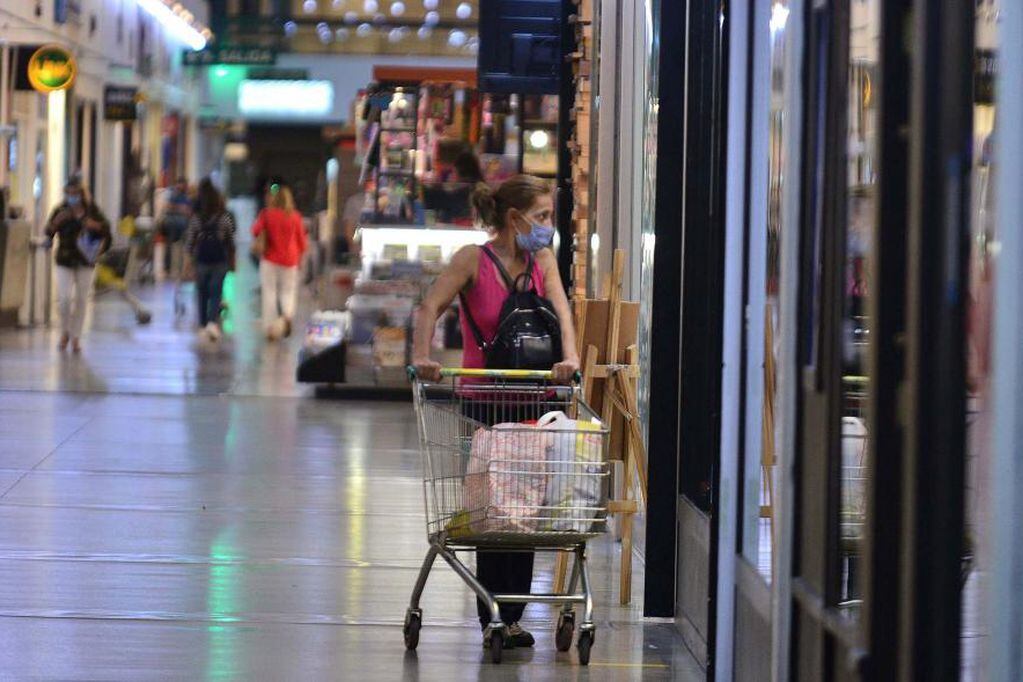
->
[456,2,472,19]
[303,0,318,14]
[390,1,405,16]
[448,29,467,47]
[364,0,379,13]
[423,0,438,9]
[424,10,439,26]
[357,22,373,37]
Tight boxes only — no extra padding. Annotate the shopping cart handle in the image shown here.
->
[406,367,583,383]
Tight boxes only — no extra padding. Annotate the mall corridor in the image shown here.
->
[0,270,700,680]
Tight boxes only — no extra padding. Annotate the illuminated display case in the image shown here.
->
[332,223,488,389]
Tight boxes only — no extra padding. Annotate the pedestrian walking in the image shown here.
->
[251,184,308,341]
[45,178,112,353]
[184,178,235,342]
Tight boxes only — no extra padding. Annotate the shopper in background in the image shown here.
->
[411,175,580,649]
[452,150,485,186]
[159,177,192,278]
[251,184,308,341]
[184,178,236,342]
[45,179,112,353]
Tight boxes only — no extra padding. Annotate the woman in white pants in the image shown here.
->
[45,180,111,353]
[251,185,307,340]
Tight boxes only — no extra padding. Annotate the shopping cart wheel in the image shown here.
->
[577,631,593,666]
[403,609,422,650]
[555,612,575,652]
[489,630,503,664]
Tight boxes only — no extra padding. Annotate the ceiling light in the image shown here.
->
[390,1,405,16]
[424,10,439,26]
[423,0,438,9]
[283,20,298,36]
[136,0,207,50]
[456,2,472,19]
[303,0,318,13]
[417,25,432,40]
[357,22,373,37]
[336,27,350,41]
[529,129,550,149]
[448,29,466,48]
[344,11,358,23]
[364,0,378,12]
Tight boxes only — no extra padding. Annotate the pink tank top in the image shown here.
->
[460,245,546,369]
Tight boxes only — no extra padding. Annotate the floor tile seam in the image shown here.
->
[0,501,426,516]
[0,417,96,501]
[0,611,652,632]
[2,467,423,479]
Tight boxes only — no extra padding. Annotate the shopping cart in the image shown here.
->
[839,377,976,610]
[405,368,611,665]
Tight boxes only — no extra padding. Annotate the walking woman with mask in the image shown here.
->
[45,179,112,353]
[411,175,580,649]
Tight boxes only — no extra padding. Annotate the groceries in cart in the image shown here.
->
[456,411,605,536]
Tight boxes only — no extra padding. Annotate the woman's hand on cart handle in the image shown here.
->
[552,357,581,385]
[411,358,442,383]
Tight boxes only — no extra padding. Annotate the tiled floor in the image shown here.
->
[0,255,702,679]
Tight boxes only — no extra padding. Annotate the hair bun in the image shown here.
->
[471,182,498,226]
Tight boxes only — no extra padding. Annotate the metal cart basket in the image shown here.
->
[404,368,611,665]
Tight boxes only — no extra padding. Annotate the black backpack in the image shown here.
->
[460,245,562,371]
[195,214,228,264]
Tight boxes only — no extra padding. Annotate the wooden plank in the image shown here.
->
[620,509,634,605]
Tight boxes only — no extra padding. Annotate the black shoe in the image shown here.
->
[507,623,535,648]
[482,625,514,649]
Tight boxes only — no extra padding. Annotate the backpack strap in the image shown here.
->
[458,291,489,352]
[479,244,536,293]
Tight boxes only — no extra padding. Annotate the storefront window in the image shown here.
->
[836,0,880,618]
[740,0,790,583]
[962,2,999,676]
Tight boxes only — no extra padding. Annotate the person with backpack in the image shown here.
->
[411,175,580,650]
[250,184,307,341]
[44,178,112,353]
[184,178,235,342]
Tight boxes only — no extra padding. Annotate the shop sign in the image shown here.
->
[103,86,139,121]
[183,46,277,66]
[26,45,77,93]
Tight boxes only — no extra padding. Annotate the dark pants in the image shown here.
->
[461,396,545,628]
[195,263,228,327]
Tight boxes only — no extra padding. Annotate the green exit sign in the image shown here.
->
[183,47,277,67]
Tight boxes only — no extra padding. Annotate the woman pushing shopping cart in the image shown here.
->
[409,175,609,664]
[406,368,610,664]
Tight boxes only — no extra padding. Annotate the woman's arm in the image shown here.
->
[411,245,478,381]
[44,207,68,238]
[537,248,581,384]
[250,209,265,237]
[85,207,113,255]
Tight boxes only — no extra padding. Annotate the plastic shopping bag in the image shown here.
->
[537,411,604,532]
[463,422,550,533]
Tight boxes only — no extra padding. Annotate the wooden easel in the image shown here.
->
[556,249,648,604]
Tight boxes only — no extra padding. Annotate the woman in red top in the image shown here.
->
[251,185,308,340]
[412,175,579,649]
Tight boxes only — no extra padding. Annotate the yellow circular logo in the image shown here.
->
[27,45,77,93]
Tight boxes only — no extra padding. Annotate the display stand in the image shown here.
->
[555,249,647,604]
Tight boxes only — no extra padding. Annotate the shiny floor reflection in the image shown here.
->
[0,393,702,680]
